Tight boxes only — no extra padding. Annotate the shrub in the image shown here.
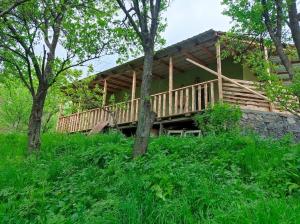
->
[194,103,242,136]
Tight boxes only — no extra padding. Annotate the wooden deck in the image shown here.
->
[56,78,275,133]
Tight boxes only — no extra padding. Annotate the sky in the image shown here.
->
[92,0,232,74]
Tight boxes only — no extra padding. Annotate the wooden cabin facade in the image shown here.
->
[56,29,281,134]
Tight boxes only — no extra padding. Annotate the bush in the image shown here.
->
[194,103,242,136]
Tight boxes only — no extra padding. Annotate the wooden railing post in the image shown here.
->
[131,71,136,121]
[169,57,173,115]
[216,42,223,102]
[102,79,107,107]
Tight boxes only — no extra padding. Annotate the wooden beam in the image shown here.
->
[186,58,270,101]
[107,78,132,88]
[101,80,125,92]
[117,73,142,83]
[159,59,185,73]
[169,57,173,115]
[131,71,136,122]
[131,71,137,100]
[128,63,164,79]
[216,42,223,101]
[135,67,164,79]
[103,79,107,106]
[183,52,208,66]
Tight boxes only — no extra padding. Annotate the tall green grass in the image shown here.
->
[0,132,299,223]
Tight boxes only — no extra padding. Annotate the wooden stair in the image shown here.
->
[88,121,109,135]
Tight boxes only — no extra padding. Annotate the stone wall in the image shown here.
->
[241,109,300,141]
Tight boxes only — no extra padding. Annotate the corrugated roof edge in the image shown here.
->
[96,29,222,79]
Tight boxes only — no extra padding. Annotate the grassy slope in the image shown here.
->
[0,132,300,224]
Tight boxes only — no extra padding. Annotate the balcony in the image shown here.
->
[57,78,275,133]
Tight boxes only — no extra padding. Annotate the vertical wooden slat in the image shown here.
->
[153,96,157,113]
[180,89,183,114]
[174,91,178,114]
[78,113,82,131]
[169,57,173,116]
[192,86,196,112]
[185,88,189,113]
[163,93,167,117]
[210,82,215,106]
[158,94,162,118]
[135,99,139,121]
[204,84,208,109]
[131,71,136,121]
[126,102,130,122]
[216,42,223,101]
[122,104,126,123]
[103,79,107,106]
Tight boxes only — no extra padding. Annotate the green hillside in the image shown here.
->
[0,132,299,223]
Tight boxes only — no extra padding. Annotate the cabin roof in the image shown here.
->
[92,29,223,92]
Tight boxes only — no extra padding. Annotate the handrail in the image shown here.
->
[171,79,218,92]
[57,79,219,132]
[186,58,270,101]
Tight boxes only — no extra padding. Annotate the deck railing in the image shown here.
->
[222,79,274,111]
[57,79,218,132]
[57,78,284,133]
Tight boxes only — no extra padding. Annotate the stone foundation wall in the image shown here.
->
[241,109,300,141]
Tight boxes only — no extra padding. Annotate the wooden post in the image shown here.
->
[131,71,136,121]
[216,42,223,101]
[159,123,164,136]
[264,46,274,112]
[169,57,173,115]
[102,79,107,107]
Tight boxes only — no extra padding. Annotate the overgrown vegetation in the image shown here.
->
[194,103,242,136]
[0,132,299,223]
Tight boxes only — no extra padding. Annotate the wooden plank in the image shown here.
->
[180,89,184,114]
[126,102,130,122]
[174,91,178,114]
[223,90,267,100]
[103,79,107,106]
[223,86,265,95]
[216,42,223,101]
[122,106,126,123]
[89,121,109,135]
[192,86,195,111]
[169,57,173,116]
[210,82,215,106]
[186,58,269,101]
[204,84,208,109]
[135,100,139,121]
[223,95,269,103]
[198,85,202,111]
[153,96,157,113]
[131,71,136,122]
[224,98,270,108]
[185,88,189,113]
[158,94,162,117]
[163,93,167,117]
[183,52,208,66]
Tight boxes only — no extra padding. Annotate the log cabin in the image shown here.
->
[56,29,297,135]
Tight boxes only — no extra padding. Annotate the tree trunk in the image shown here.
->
[28,85,48,153]
[288,0,300,59]
[268,33,294,80]
[133,48,156,157]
